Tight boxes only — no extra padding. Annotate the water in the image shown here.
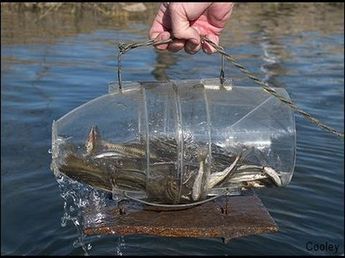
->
[1,3,344,255]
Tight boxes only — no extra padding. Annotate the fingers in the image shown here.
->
[207,3,234,28]
[169,3,206,53]
[148,2,227,55]
[168,38,185,52]
[151,31,172,50]
[149,3,171,50]
[149,3,206,54]
[185,40,201,54]
[202,34,219,55]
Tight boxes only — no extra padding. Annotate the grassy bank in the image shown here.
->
[1,2,344,45]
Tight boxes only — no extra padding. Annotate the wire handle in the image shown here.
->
[115,36,344,138]
[117,37,226,90]
[117,38,172,90]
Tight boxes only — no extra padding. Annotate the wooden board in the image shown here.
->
[82,191,278,243]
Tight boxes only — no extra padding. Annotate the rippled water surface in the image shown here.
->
[1,3,344,255]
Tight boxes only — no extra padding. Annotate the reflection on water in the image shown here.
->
[152,51,178,81]
[1,3,344,255]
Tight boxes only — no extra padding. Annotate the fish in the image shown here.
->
[55,126,283,205]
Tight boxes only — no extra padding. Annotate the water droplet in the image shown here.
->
[115,236,125,255]
[73,239,81,248]
[72,218,80,226]
[112,192,119,202]
[61,217,67,227]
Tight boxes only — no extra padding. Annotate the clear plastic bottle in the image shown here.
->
[51,78,296,205]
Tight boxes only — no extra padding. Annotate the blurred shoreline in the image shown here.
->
[1,2,344,45]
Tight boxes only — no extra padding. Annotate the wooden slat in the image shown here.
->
[82,191,278,243]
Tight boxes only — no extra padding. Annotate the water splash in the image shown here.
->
[55,173,130,255]
[115,236,126,256]
[57,174,108,255]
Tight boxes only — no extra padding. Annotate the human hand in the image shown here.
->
[149,2,234,54]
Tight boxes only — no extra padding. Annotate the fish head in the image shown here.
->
[85,125,102,155]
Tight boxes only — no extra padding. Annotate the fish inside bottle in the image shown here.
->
[51,80,296,205]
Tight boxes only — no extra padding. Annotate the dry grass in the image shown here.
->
[1,2,159,16]
[1,2,344,45]
[1,3,160,45]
